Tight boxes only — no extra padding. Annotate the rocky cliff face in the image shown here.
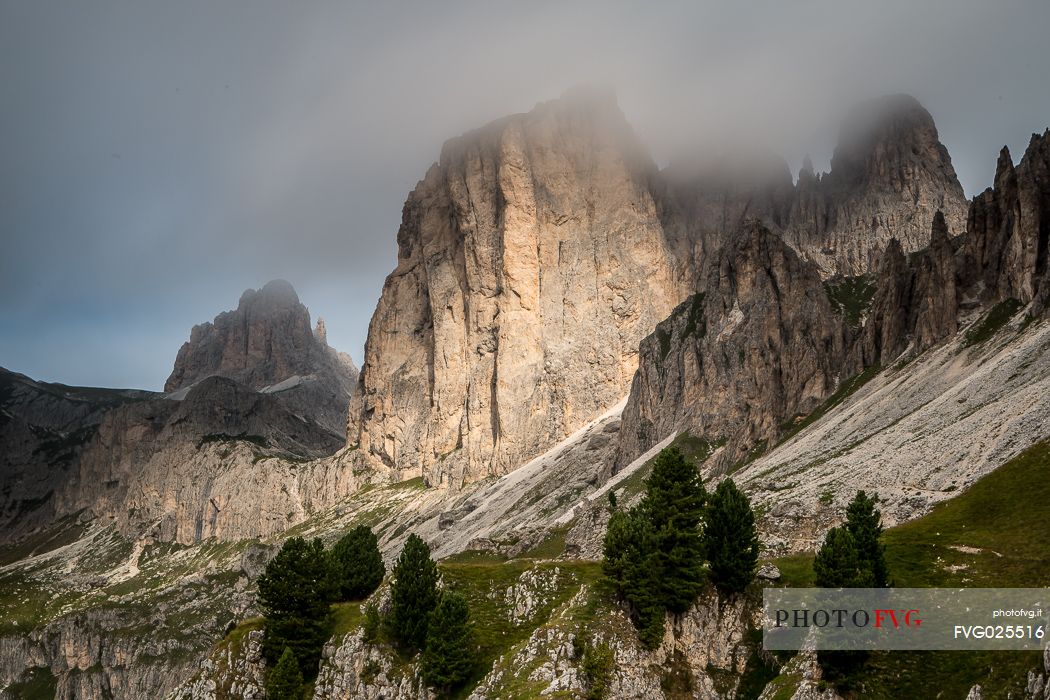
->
[348,88,685,487]
[1,281,362,546]
[962,132,1050,309]
[780,94,968,277]
[659,148,796,272]
[0,369,156,541]
[0,520,264,700]
[348,92,968,489]
[54,377,349,544]
[854,130,1050,370]
[621,128,1050,481]
[166,279,357,438]
[616,221,849,470]
[171,567,763,700]
[661,95,969,280]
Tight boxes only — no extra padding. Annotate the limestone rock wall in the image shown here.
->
[963,131,1050,309]
[616,222,849,470]
[54,377,349,544]
[855,130,1050,371]
[349,89,684,487]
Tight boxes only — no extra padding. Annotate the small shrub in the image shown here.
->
[363,602,381,644]
[360,659,381,685]
[265,647,304,700]
[581,640,615,700]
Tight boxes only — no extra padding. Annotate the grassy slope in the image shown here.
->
[772,438,1050,699]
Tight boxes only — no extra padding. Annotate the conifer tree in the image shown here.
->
[602,446,707,647]
[811,496,887,684]
[603,508,664,648]
[388,533,440,652]
[257,537,333,676]
[639,447,707,612]
[420,590,475,693]
[265,646,304,700]
[705,478,760,593]
[844,490,890,587]
[813,526,867,587]
[363,601,381,644]
[330,525,385,601]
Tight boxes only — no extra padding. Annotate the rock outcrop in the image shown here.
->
[662,94,969,280]
[166,279,357,438]
[659,148,796,274]
[616,221,849,469]
[620,127,1050,488]
[54,377,348,543]
[780,94,968,276]
[346,91,967,488]
[0,368,157,540]
[962,132,1050,309]
[849,215,958,369]
[1,282,360,546]
[854,130,1050,370]
[348,88,685,487]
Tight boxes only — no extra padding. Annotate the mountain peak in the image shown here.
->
[238,279,300,308]
[830,93,947,186]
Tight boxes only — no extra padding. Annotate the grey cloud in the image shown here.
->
[2,0,1048,389]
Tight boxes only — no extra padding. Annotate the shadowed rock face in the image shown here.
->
[781,94,968,276]
[963,131,1050,309]
[0,368,157,537]
[849,214,958,370]
[659,148,796,274]
[854,130,1050,371]
[620,130,1050,470]
[0,281,359,544]
[348,88,685,487]
[165,279,357,437]
[615,221,849,470]
[54,376,346,543]
[664,94,969,279]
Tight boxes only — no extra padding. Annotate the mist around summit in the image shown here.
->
[2,3,1050,699]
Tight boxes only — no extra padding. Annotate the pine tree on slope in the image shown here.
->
[388,533,440,653]
[705,478,760,594]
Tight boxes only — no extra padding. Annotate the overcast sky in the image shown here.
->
[2,0,1048,390]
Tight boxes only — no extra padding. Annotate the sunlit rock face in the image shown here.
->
[348,88,685,487]
[349,92,971,488]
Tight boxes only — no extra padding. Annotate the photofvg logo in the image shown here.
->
[773,607,923,630]
[763,588,1050,651]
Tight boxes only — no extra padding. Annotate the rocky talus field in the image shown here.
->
[2,91,1049,699]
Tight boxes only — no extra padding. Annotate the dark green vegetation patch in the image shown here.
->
[823,276,876,328]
